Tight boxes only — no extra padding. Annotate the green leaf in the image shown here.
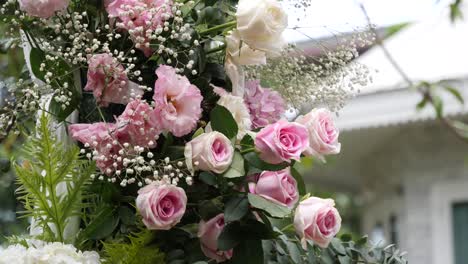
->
[243,152,289,172]
[223,151,245,178]
[330,238,346,256]
[433,95,444,117]
[210,104,238,139]
[198,197,224,221]
[231,239,264,264]
[247,193,291,218]
[290,166,306,195]
[81,206,119,240]
[192,127,205,139]
[356,235,368,246]
[217,221,242,250]
[199,171,217,186]
[340,234,353,242]
[119,206,136,226]
[224,195,249,222]
[444,86,464,104]
[29,48,47,81]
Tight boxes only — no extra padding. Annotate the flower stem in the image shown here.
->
[199,21,236,35]
[206,44,227,54]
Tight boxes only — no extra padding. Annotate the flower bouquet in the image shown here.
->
[0,0,407,263]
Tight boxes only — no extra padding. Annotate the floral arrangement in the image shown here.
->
[0,0,406,263]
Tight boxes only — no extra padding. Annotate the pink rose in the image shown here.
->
[294,197,342,249]
[116,100,160,148]
[296,108,341,160]
[85,54,142,107]
[19,0,69,19]
[248,168,298,208]
[255,120,309,164]
[198,214,233,263]
[136,183,187,230]
[69,123,128,174]
[106,0,172,56]
[184,132,234,174]
[153,65,203,137]
[244,80,285,129]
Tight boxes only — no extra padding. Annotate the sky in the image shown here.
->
[283,0,454,42]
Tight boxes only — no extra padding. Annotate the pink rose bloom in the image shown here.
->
[153,65,203,137]
[198,214,233,263]
[294,197,342,249]
[248,168,298,208]
[184,132,234,174]
[106,0,172,56]
[69,122,128,174]
[244,80,285,129]
[19,0,69,19]
[255,120,309,164]
[117,100,160,148]
[296,108,341,160]
[85,54,142,107]
[136,183,187,230]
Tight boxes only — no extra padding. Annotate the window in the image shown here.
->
[452,202,468,264]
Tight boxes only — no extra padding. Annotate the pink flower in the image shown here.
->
[294,197,342,249]
[68,123,128,174]
[153,65,203,137]
[106,0,172,56]
[19,0,69,19]
[244,80,285,129]
[85,54,142,107]
[198,214,233,263]
[296,108,341,160]
[136,183,187,230]
[116,100,161,148]
[184,132,234,174]
[255,120,309,164]
[248,168,298,208]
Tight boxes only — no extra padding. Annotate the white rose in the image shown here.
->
[236,0,288,55]
[215,88,253,140]
[226,30,267,66]
[184,132,234,174]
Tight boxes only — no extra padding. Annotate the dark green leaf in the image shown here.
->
[356,236,368,246]
[198,197,224,221]
[290,166,306,195]
[210,104,238,139]
[217,221,242,250]
[231,239,264,264]
[118,206,136,225]
[243,152,289,172]
[247,194,291,218]
[224,195,249,222]
[340,234,352,242]
[199,172,217,186]
[330,238,346,256]
[81,206,119,240]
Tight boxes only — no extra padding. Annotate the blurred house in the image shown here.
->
[306,9,468,264]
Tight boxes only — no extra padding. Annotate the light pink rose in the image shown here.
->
[198,214,233,263]
[85,54,142,107]
[116,99,160,149]
[106,0,172,56]
[184,132,234,174]
[69,123,129,174]
[255,120,309,164]
[296,108,341,160]
[19,0,69,19]
[248,168,298,208]
[244,80,285,129]
[153,65,203,137]
[294,197,342,249]
[136,183,187,230]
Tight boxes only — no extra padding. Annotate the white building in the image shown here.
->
[306,9,468,264]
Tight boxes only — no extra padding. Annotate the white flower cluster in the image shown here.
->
[0,240,101,264]
[247,29,375,112]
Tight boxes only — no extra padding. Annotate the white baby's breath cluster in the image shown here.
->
[0,240,101,264]
[82,143,194,188]
[247,29,374,112]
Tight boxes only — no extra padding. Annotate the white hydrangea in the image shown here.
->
[0,240,101,264]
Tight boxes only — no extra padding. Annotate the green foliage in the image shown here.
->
[210,104,239,140]
[248,193,291,218]
[103,229,165,264]
[14,113,95,243]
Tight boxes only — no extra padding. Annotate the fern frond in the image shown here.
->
[14,113,95,243]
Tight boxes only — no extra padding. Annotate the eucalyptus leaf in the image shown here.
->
[224,195,249,222]
[244,152,289,172]
[223,152,245,178]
